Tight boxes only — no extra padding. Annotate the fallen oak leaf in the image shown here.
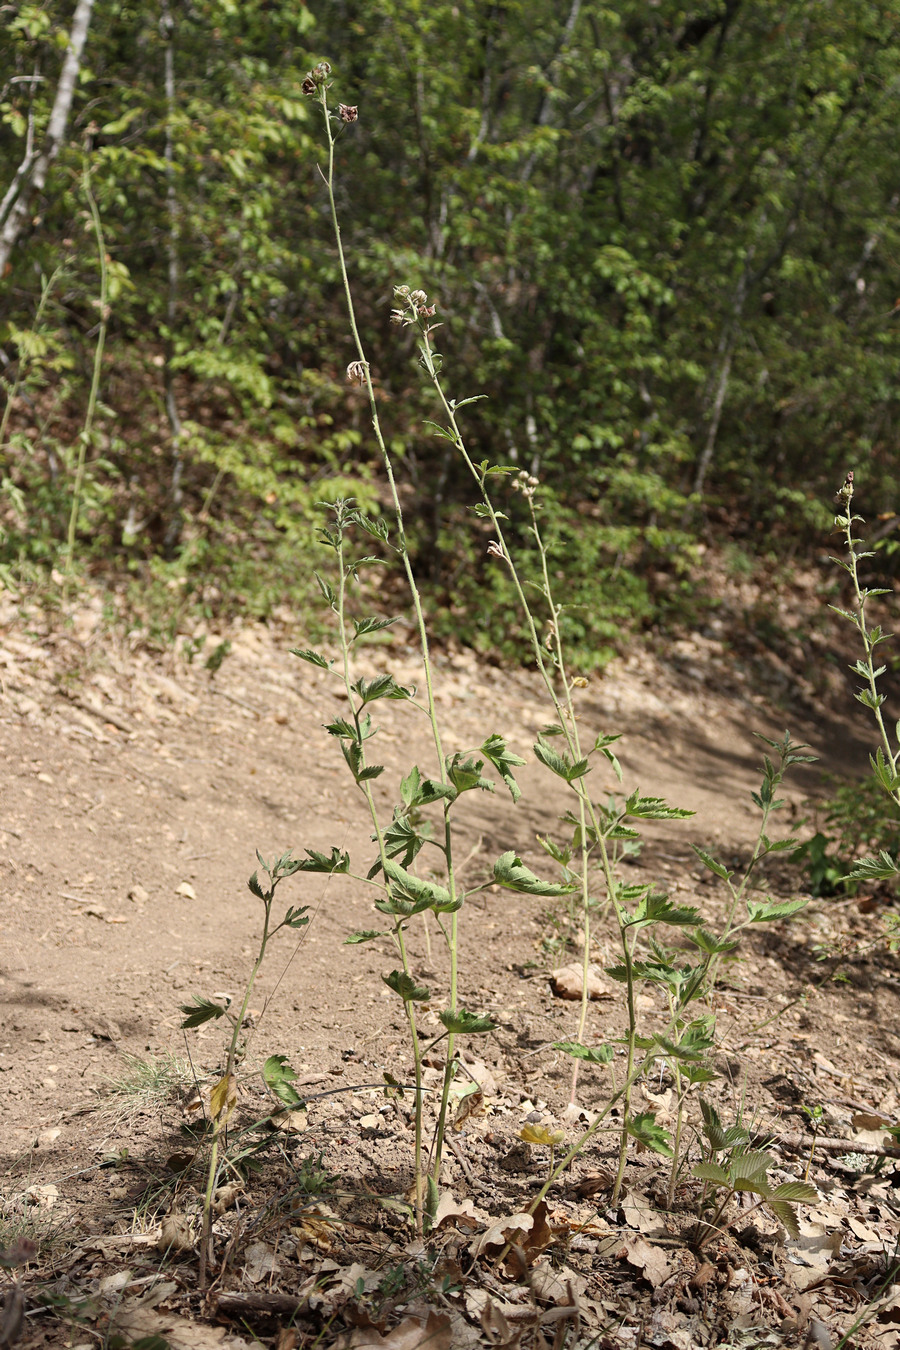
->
[621,1235,676,1289]
[332,1310,453,1348]
[432,1192,481,1230]
[470,1201,553,1270]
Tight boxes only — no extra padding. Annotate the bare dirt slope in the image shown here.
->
[2,587,899,1349]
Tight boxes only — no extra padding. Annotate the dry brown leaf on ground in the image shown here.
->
[782,1217,842,1291]
[110,1300,253,1349]
[549,963,615,1001]
[479,1296,526,1348]
[242,1239,279,1283]
[158,1213,194,1253]
[331,1310,453,1349]
[622,1235,676,1289]
[470,1201,552,1267]
[432,1191,482,1230]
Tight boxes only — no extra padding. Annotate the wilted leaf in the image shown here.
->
[519,1123,565,1148]
[452,1090,486,1132]
[0,1285,24,1348]
[209,1073,238,1125]
[851,1112,894,1131]
[244,1240,279,1284]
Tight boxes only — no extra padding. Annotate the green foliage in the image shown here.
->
[692,1099,818,1244]
[5,2,900,646]
[795,775,900,896]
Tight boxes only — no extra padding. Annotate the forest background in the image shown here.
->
[1,0,899,665]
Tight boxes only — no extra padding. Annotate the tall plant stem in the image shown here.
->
[333,524,427,1231]
[415,321,650,1174]
[199,894,273,1287]
[318,89,462,1201]
[66,158,107,574]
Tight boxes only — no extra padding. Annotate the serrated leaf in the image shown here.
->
[625,790,694,820]
[352,673,397,704]
[439,1009,496,1034]
[729,1150,772,1185]
[626,1112,673,1157]
[324,717,357,739]
[345,929,388,944]
[357,763,386,781]
[693,1161,730,1186]
[481,734,525,803]
[314,572,335,605]
[689,927,739,955]
[554,1041,614,1064]
[533,740,571,779]
[699,1097,726,1148]
[771,1182,819,1202]
[400,765,422,806]
[628,890,701,928]
[283,906,310,929]
[383,857,457,911]
[248,870,266,901]
[533,740,590,782]
[845,850,900,881]
[383,970,430,1002]
[690,845,732,879]
[746,897,808,922]
[289,646,333,669]
[296,847,350,874]
[681,1064,717,1084]
[382,813,426,866]
[179,996,227,1029]
[353,616,398,640]
[767,1200,801,1238]
[492,850,578,897]
[733,1177,772,1197]
[446,752,493,794]
[263,1055,304,1107]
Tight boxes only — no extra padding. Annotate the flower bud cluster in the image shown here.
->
[301,61,332,96]
[391,284,437,326]
[510,468,540,501]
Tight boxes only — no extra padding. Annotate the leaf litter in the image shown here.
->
[1,591,900,1347]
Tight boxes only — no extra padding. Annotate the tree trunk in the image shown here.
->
[0,0,96,273]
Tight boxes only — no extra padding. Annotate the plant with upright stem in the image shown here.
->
[301,61,816,1219]
[178,852,309,1286]
[832,471,900,886]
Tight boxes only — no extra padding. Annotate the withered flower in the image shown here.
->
[338,104,358,123]
[346,360,369,385]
